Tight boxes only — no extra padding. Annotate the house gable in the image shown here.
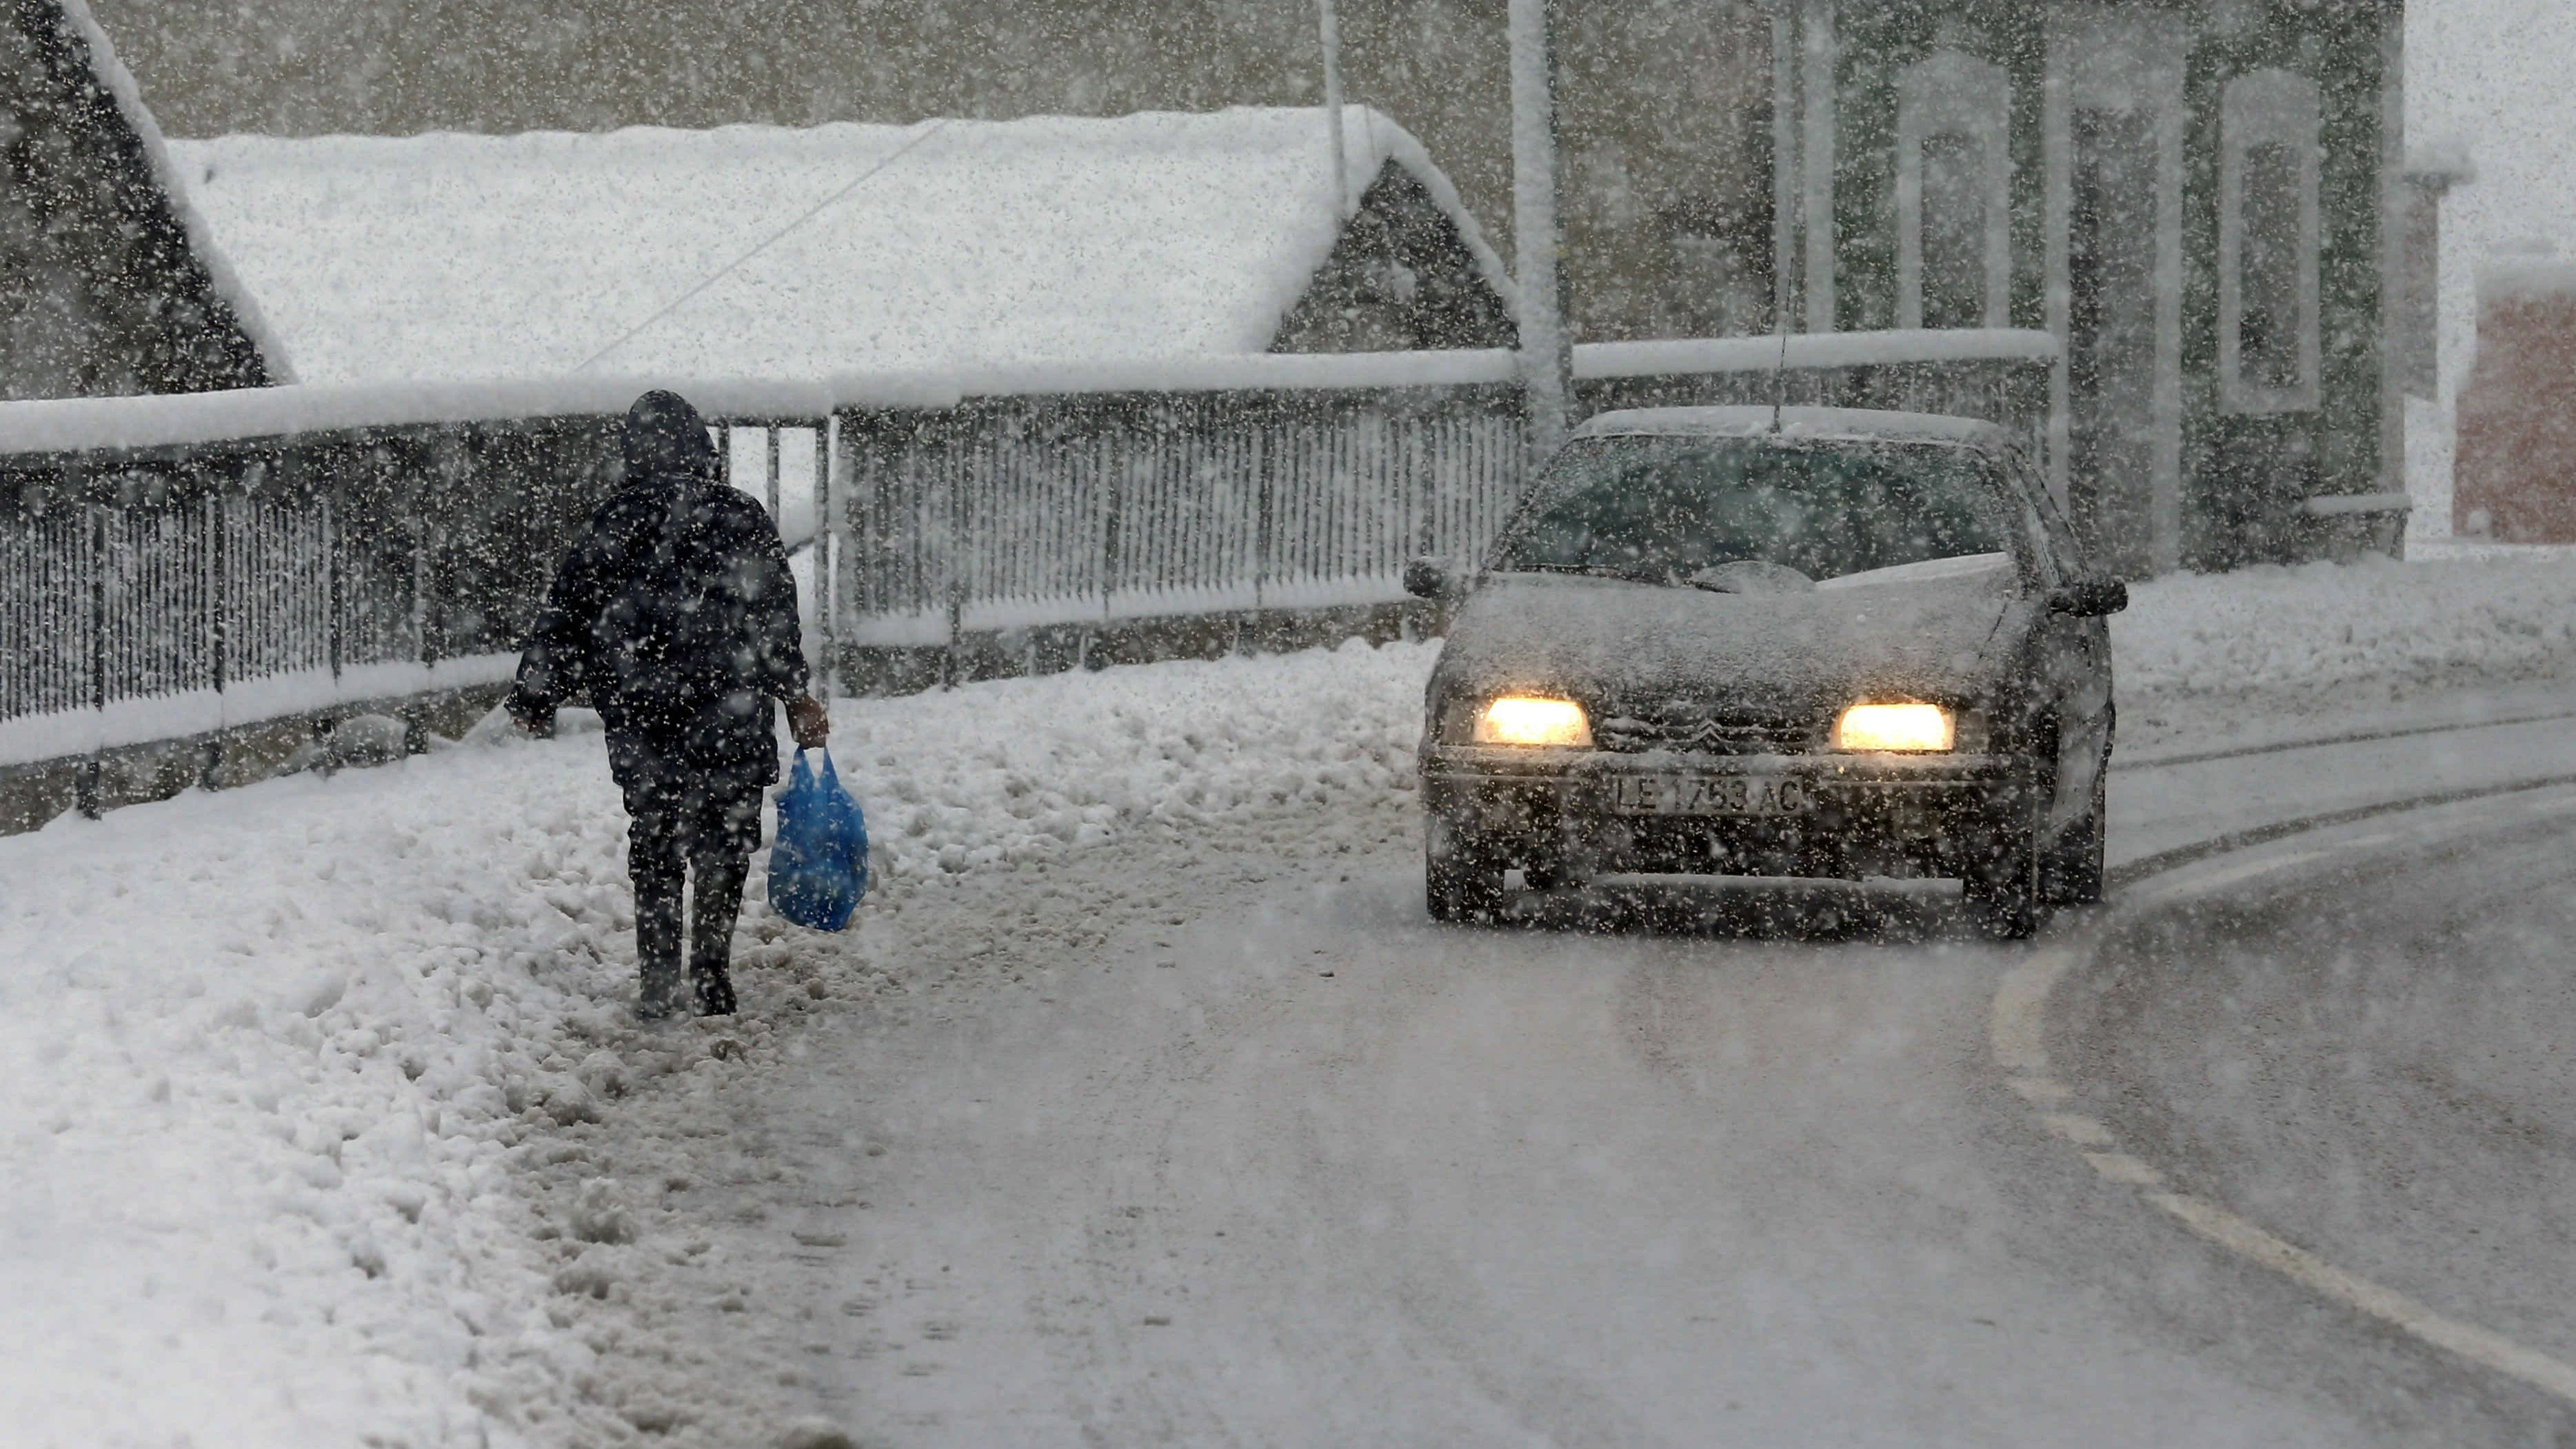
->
[1271,159,1517,354]
[0,0,270,398]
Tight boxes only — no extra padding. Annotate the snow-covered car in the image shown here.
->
[1404,405,2126,938]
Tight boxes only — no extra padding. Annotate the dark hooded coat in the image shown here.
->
[507,391,809,790]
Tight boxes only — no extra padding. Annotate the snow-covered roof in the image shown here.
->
[54,0,292,381]
[164,108,1509,387]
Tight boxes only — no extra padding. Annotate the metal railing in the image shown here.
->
[834,382,1526,647]
[0,392,831,773]
[821,332,2057,680]
[0,330,2058,777]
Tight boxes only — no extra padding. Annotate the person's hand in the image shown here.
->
[503,691,556,740]
[787,695,830,750]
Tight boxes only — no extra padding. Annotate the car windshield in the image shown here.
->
[1489,434,2012,585]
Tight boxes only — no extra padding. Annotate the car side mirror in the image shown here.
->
[2047,577,2129,618]
[1403,556,1466,602]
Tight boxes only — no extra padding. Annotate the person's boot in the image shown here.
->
[636,906,684,1021]
[687,842,749,1018]
[638,967,685,1021]
[691,964,736,1017]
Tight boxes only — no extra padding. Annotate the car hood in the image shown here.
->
[1437,552,2024,716]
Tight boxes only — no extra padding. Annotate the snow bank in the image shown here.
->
[166,108,1500,387]
[2115,553,2576,747]
[832,637,1431,881]
[0,741,650,1445]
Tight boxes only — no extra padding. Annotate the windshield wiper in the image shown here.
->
[1500,562,1679,587]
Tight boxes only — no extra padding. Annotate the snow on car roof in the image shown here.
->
[164,107,1506,387]
[1571,405,2013,448]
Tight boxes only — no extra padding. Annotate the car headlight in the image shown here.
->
[1473,696,1593,747]
[1833,702,1953,752]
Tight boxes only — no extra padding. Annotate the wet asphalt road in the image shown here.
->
[732,716,2576,1446]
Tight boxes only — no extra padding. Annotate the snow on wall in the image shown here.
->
[54,0,293,381]
[164,108,1500,388]
[2475,256,2576,302]
[0,656,516,769]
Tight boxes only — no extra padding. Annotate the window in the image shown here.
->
[2220,70,2322,412]
[1897,50,2011,330]
[1491,437,2012,586]
[1919,134,1986,328]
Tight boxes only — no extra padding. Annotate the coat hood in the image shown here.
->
[621,389,718,494]
[1436,552,2024,719]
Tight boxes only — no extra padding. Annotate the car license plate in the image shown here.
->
[1605,773,1811,818]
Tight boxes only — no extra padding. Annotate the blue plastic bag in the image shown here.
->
[768,748,869,931]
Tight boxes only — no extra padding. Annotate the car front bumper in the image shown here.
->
[1420,745,2035,880]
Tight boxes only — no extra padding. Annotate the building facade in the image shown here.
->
[92,0,2404,574]
[2452,259,2576,545]
[1781,0,2404,575]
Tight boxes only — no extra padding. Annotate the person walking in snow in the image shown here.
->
[505,389,830,1019]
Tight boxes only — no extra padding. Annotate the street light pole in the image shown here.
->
[1319,0,1349,218]
[1508,0,1573,462]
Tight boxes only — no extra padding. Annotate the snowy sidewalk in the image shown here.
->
[8,554,2576,1446]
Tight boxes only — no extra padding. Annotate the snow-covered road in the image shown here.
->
[724,711,2576,1447]
[18,554,2576,1446]
[2055,787,2576,1413]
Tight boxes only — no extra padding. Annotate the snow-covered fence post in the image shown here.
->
[77,494,103,818]
[321,491,341,686]
[206,489,227,698]
[201,489,225,791]
[1508,0,1573,462]
[408,516,431,671]
[764,426,783,520]
[1252,403,1274,617]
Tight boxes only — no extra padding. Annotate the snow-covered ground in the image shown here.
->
[2111,553,2576,751]
[11,554,2576,1446]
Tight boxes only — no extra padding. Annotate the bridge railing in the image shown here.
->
[821,331,2056,689]
[0,381,834,782]
[0,330,2057,804]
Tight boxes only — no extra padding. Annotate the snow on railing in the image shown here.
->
[827,330,2057,667]
[0,403,819,775]
[0,330,2056,773]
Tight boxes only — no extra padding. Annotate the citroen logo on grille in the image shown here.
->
[1680,719,1743,750]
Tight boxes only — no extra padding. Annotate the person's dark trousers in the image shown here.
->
[623,770,764,1018]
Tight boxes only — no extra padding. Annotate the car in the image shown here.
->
[1403,405,2125,939]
